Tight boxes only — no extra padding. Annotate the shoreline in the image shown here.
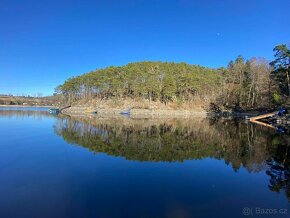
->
[61,106,208,118]
[0,105,52,108]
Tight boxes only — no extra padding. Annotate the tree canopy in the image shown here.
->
[56,44,289,110]
[271,44,290,96]
[56,61,222,104]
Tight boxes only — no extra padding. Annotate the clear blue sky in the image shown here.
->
[1,0,289,96]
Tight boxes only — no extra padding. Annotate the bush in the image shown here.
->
[272,93,283,104]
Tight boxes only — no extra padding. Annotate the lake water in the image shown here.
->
[0,108,289,218]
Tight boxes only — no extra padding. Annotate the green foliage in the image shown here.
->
[271,44,290,96]
[272,44,290,69]
[56,43,288,110]
[162,72,177,102]
[57,61,222,104]
[272,93,283,104]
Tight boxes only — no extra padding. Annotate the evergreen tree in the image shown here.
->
[270,44,290,96]
[162,72,177,103]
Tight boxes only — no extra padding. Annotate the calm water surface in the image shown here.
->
[0,108,289,218]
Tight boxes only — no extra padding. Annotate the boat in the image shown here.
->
[120,108,131,116]
[48,108,60,114]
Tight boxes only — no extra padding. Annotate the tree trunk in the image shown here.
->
[148,92,151,105]
[247,87,251,105]
[286,69,290,96]
[251,91,255,107]
[268,77,271,108]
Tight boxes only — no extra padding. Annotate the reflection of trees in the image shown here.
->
[0,110,50,119]
[54,117,220,162]
[54,116,276,167]
[1,109,289,200]
[54,115,290,200]
[266,135,290,201]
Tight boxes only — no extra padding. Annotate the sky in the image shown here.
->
[0,0,290,96]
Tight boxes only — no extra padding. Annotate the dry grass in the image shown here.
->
[74,97,209,111]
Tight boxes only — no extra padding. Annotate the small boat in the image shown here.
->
[48,108,60,114]
[120,108,131,116]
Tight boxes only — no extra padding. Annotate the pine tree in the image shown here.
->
[162,72,177,103]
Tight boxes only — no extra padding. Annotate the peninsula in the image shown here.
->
[56,44,290,117]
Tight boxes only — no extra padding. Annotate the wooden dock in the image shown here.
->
[249,112,277,129]
[249,110,289,131]
[249,112,276,122]
[249,119,277,129]
[248,99,289,131]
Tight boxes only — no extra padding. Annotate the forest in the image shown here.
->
[55,44,290,111]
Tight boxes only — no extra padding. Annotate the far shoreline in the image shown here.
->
[0,105,52,108]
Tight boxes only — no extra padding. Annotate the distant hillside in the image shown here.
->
[0,95,61,106]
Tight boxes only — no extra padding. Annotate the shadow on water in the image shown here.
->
[53,114,290,201]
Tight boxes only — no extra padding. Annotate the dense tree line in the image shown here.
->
[56,62,222,104]
[56,44,290,110]
[216,56,274,110]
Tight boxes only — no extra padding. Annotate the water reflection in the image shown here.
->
[0,109,50,119]
[53,115,290,201]
[1,109,289,217]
